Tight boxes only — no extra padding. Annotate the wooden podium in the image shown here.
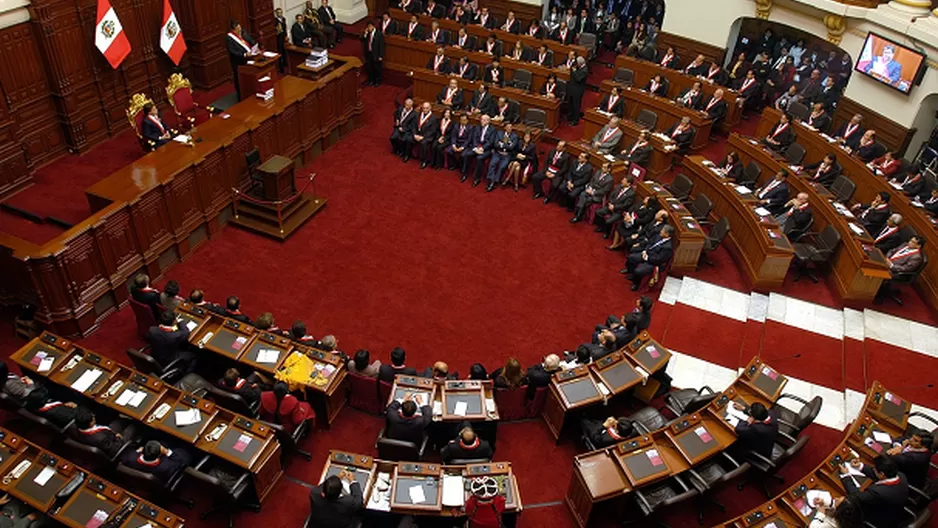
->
[238,53,281,100]
[257,155,296,200]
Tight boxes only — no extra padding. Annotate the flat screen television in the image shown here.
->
[854,32,925,95]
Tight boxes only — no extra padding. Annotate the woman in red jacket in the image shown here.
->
[464,477,506,528]
[259,381,315,433]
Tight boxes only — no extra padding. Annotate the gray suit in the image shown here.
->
[591,125,623,154]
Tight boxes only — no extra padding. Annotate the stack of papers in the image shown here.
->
[408,485,426,504]
[735,185,752,194]
[262,51,278,58]
[116,389,148,408]
[367,473,392,512]
[432,401,443,417]
[848,223,864,235]
[34,466,56,486]
[185,320,198,331]
[172,134,191,144]
[871,430,892,444]
[754,207,771,216]
[485,398,496,413]
[453,401,468,416]
[725,403,749,427]
[38,357,54,372]
[442,475,465,507]
[71,369,102,392]
[806,489,833,508]
[174,408,202,426]
[597,382,610,396]
[256,349,280,364]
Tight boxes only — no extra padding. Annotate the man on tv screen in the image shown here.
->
[863,44,902,87]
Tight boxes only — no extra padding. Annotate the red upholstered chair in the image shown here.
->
[628,162,647,181]
[525,386,548,418]
[166,73,209,130]
[347,371,382,415]
[585,195,608,225]
[126,93,157,152]
[378,380,393,414]
[129,298,157,339]
[638,260,672,292]
[494,387,527,421]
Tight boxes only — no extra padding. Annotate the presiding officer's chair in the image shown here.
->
[126,93,159,152]
[166,73,211,130]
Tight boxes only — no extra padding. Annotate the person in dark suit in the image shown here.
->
[224,296,250,324]
[540,73,560,100]
[450,5,470,25]
[403,14,423,40]
[398,0,422,13]
[840,456,909,528]
[798,153,841,187]
[872,214,904,254]
[558,152,592,208]
[702,89,728,128]
[526,20,544,39]
[362,20,385,86]
[598,86,625,117]
[379,12,398,35]
[410,102,438,169]
[130,273,161,316]
[676,81,703,109]
[664,117,695,154]
[491,97,518,123]
[621,209,669,252]
[437,78,464,110]
[887,431,933,488]
[644,74,667,96]
[140,103,171,148]
[892,170,925,198]
[702,62,728,86]
[532,44,553,68]
[727,52,750,85]
[318,0,343,43]
[716,151,744,181]
[683,54,706,77]
[291,14,313,47]
[552,21,574,44]
[378,347,418,383]
[776,192,812,239]
[594,295,654,345]
[884,236,925,279]
[567,56,588,125]
[834,114,865,150]
[590,116,623,154]
[594,174,636,236]
[485,123,518,191]
[531,141,570,201]
[734,69,762,113]
[854,130,886,163]
[71,407,134,458]
[474,7,496,29]
[733,402,778,459]
[572,162,614,223]
[581,417,635,448]
[761,113,795,152]
[451,56,477,81]
[147,311,196,372]
[482,58,504,86]
[385,396,431,445]
[445,114,473,172]
[121,440,191,483]
[390,98,417,160]
[226,21,256,98]
[452,27,475,50]
[852,192,892,234]
[308,474,363,528]
[24,386,77,428]
[756,170,790,215]
[425,20,446,45]
[805,102,831,133]
[501,11,520,33]
[625,225,674,290]
[464,115,495,186]
[427,47,450,74]
[441,423,493,463]
[218,367,262,407]
[526,354,561,391]
[618,131,653,168]
[657,47,678,69]
[423,0,444,18]
[432,108,455,170]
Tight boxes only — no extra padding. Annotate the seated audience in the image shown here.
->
[761,113,794,152]
[598,87,624,117]
[146,311,196,372]
[774,85,800,112]
[433,108,455,170]
[502,130,537,192]
[379,347,418,382]
[644,74,667,97]
[886,431,933,488]
[664,117,695,154]
[756,170,790,215]
[733,402,778,459]
[0,493,45,528]
[121,440,190,483]
[24,386,76,427]
[531,140,570,202]
[218,368,262,407]
[716,151,743,181]
[71,407,135,458]
[188,289,223,314]
[526,354,561,389]
[703,89,728,127]
[676,81,703,109]
[423,361,457,381]
[490,358,527,390]
[853,130,885,162]
[834,113,865,150]
[892,169,924,198]
[777,193,813,238]
[446,114,474,173]
[540,73,560,99]
[390,98,417,161]
[870,151,901,177]
[571,162,614,223]
[291,321,317,344]
[558,152,593,207]
[872,214,904,253]
[309,473,363,528]
[482,58,504,86]
[254,312,288,336]
[437,79,464,110]
[224,296,251,324]
[469,363,488,380]
[590,116,623,155]
[485,123,518,191]
[798,153,841,187]
[348,349,381,378]
[805,102,831,133]
[141,103,171,148]
[617,131,652,168]
[581,416,635,448]
[441,423,493,463]
[593,174,636,237]
[609,202,663,251]
[159,280,183,313]
[427,46,449,74]
[386,395,432,445]
[624,225,674,291]
[0,361,36,400]
[809,496,865,528]
[840,456,908,528]
[852,192,892,234]
[131,273,161,316]
[260,381,314,433]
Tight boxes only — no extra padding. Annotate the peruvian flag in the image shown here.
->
[95,0,131,68]
[160,0,186,65]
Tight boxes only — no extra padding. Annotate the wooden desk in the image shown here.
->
[10,333,284,504]
[612,54,742,130]
[682,155,794,290]
[758,106,938,312]
[411,68,561,130]
[256,155,296,200]
[564,142,706,274]
[599,82,713,151]
[0,426,184,528]
[582,108,675,178]
[729,133,891,303]
[438,379,499,421]
[237,54,280,100]
[564,356,783,528]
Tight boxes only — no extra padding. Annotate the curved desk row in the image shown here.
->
[582,108,675,178]
[564,355,789,527]
[10,331,284,504]
[728,133,891,303]
[757,107,938,312]
[598,82,713,151]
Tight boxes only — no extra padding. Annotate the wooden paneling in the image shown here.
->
[657,32,726,67]
[481,0,542,26]
[832,96,915,157]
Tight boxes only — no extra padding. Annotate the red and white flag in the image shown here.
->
[160,0,186,65]
[95,0,131,69]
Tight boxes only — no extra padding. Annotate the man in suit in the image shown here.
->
[644,74,667,96]
[676,81,703,109]
[852,191,892,234]
[761,113,794,153]
[886,236,924,275]
[452,27,475,50]
[219,367,262,408]
[532,141,570,201]
[482,58,504,86]
[470,84,495,113]
[797,68,822,104]
[292,14,313,47]
[567,57,589,125]
[437,78,464,110]
[756,170,790,215]
[23,387,77,427]
[226,21,256,98]
[441,423,493,463]
[304,1,335,48]
[398,0,422,13]
[893,170,925,198]
[840,456,908,528]
[386,396,431,445]
[658,47,678,69]
[873,214,904,254]
[362,20,385,86]
[526,354,561,390]
[581,417,635,448]
[309,473,363,528]
[598,86,625,117]
[379,12,397,35]
[572,161,614,223]
[924,188,938,215]
[618,131,653,167]
[378,347,418,383]
[727,52,750,85]
[427,47,450,74]
[486,124,518,191]
[491,97,517,124]
[552,21,574,45]
[624,225,674,290]
[390,98,417,160]
[887,431,933,488]
[224,296,251,324]
[558,152,593,208]
[452,55,477,80]
[274,8,288,72]
[424,0,444,18]
[735,69,762,113]
[147,311,197,372]
[475,7,496,29]
[526,19,544,39]
[130,273,161,316]
[776,192,812,238]
[590,116,623,154]
[425,20,446,45]
[319,0,343,43]
[501,11,520,33]
[594,174,635,235]
[703,89,728,128]
[464,115,495,186]
[805,102,831,133]
[683,54,707,77]
[733,402,778,459]
[834,114,864,150]
[532,44,553,67]
[445,114,473,171]
[664,117,695,154]
[797,153,841,187]
[71,407,135,458]
[141,103,171,148]
[403,14,423,40]
[854,130,886,163]
[121,440,191,484]
[702,62,728,86]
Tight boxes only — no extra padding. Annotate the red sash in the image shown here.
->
[498,105,508,117]
[875,225,899,243]
[544,83,555,95]
[707,66,720,80]
[459,63,468,76]
[433,55,444,71]
[382,19,390,33]
[741,78,755,92]
[549,151,563,171]
[79,425,112,435]
[606,95,618,112]
[445,87,457,103]
[785,202,809,217]
[408,23,417,36]
[228,32,251,52]
[490,68,499,81]
[148,115,166,134]
[538,52,547,64]
[889,247,919,262]
[480,14,488,26]
[844,123,859,138]
[630,141,647,155]
[459,35,467,47]
[671,126,684,138]
[772,123,789,138]
[399,109,412,124]
[809,112,824,126]
[649,80,659,93]
[660,53,672,66]
[560,29,568,41]
[530,26,538,36]
[430,29,439,41]
[602,127,617,143]
[487,41,495,53]
[814,164,830,180]
[439,118,450,135]
[418,112,431,129]
[706,97,720,111]
[759,179,781,198]
[368,30,375,50]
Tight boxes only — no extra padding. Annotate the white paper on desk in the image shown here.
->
[702,160,714,167]
[889,181,903,190]
[71,369,102,392]
[174,408,202,426]
[185,320,198,331]
[246,60,255,65]
[597,382,610,397]
[872,431,891,444]
[408,485,426,504]
[128,390,148,408]
[726,416,740,427]
[412,393,428,407]
[432,401,443,416]
[37,357,54,372]
[806,489,833,508]
[442,475,465,507]
[341,479,351,495]
[257,349,280,364]
[754,207,771,216]
[735,185,752,194]
[258,75,271,82]
[485,398,496,413]
[454,401,468,416]
[263,51,278,58]
[726,404,749,421]
[116,388,135,406]
[844,463,865,478]
[848,223,864,235]
[173,134,191,143]
[34,466,56,486]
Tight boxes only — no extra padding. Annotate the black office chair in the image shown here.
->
[881,253,928,306]
[448,458,492,465]
[636,109,658,130]
[738,434,810,498]
[663,386,717,417]
[664,173,693,202]
[246,148,263,196]
[174,372,213,398]
[115,461,194,509]
[782,214,813,242]
[509,69,533,91]
[829,175,856,203]
[699,218,730,267]
[771,394,823,438]
[0,391,23,413]
[265,420,312,464]
[625,474,699,526]
[785,143,806,165]
[204,385,259,417]
[687,452,750,523]
[614,67,635,86]
[686,193,713,225]
[903,479,937,528]
[738,161,761,187]
[507,100,522,124]
[126,346,186,382]
[523,108,548,129]
[185,459,260,528]
[788,101,810,122]
[63,435,134,470]
[375,427,428,462]
[579,33,598,59]
[17,407,73,440]
[791,224,841,283]
[629,406,669,434]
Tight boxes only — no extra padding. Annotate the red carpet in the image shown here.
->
[760,320,845,391]
[660,303,747,370]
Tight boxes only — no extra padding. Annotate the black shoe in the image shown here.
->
[570,215,581,224]
[603,232,611,240]
[620,268,629,274]
[543,196,552,204]
[420,161,428,169]
[472,179,481,187]
[486,183,495,192]
[460,174,468,182]
[630,284,639,291]
[403,155,410,163]
[435,166,443,171]
[594,226,604,233]
[532,192,543,199]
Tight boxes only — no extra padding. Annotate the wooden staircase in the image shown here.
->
[230,192,327,241]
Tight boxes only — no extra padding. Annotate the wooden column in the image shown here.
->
[174,0,229,89]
